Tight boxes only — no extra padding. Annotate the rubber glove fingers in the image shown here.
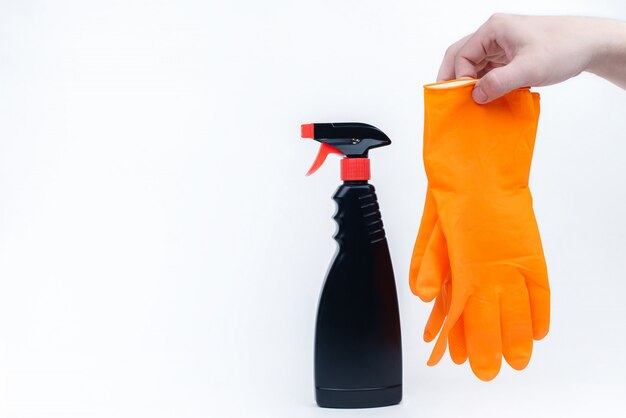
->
[424,295,467,364]
[414,220,449,303]
[423,287,445,343]
[526,273,551,340]
[500,282,534,370]
[423,275,468,364]
[448,315,467,365]
[426,288,467,367]
[409,191,440,299]
[423,272,451,342]
[464,295,503,382]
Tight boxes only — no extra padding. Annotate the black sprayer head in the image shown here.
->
[301,122,391,177]
[301,123,391,157]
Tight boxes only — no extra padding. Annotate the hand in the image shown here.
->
[438,14,626,103]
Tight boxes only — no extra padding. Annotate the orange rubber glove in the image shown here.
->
[411,190,468,364]
[409,79,550,381]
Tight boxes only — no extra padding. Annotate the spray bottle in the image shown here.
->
[301,122,402,408]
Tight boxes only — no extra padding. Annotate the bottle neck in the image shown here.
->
[340,158,370,181]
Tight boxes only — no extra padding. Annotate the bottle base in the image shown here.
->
[315,385,402,409]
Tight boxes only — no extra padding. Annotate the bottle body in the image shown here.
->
[314,181,402,408]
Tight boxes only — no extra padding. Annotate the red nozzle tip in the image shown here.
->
[301,123,314,139]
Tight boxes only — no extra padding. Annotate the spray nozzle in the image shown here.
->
[301,123,391,176]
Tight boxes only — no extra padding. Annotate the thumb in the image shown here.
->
[472,57,534,104]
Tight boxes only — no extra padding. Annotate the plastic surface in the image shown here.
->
[302,122,401,408]
[300,122,391,158]
[340,158,370,181]
[409,79,550,381]
[301,122,391,178]
[315,182,402,408]
[306,143,343,176]
[301,122,315,138]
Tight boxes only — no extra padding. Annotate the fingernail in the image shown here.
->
[472,86,487,104]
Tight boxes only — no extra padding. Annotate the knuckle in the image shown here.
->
[443,43,458,60]
[487,13,507,24]
[486,13,510,30]
[453,52,463,66]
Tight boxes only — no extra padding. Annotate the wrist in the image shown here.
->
[585,18,626,84]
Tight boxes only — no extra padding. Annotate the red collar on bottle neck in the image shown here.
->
[341,158,370,181]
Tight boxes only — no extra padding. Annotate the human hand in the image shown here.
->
[438,14,626,103]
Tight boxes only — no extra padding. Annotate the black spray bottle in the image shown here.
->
[301,122,402,409]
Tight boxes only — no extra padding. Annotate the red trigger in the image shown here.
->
[306,143,343,176]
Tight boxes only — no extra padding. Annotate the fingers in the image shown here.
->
[448,313,467,364]
[425,275,467,364]
[525,271,551,340]
[438,14,547,104]
[424,273,452,342]
[476,61,505,79]
[472,56,535,103]
[451,16,510,80]
[500,283,534,370]
[426,287,466,367]
[414,220,449,302]
[423,291,445,343]
[409,192,439,295]
[464,295,502,381]
[453,32,493,79]
[437,34,472,81]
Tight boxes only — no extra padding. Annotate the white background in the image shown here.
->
[1,1,625,417]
